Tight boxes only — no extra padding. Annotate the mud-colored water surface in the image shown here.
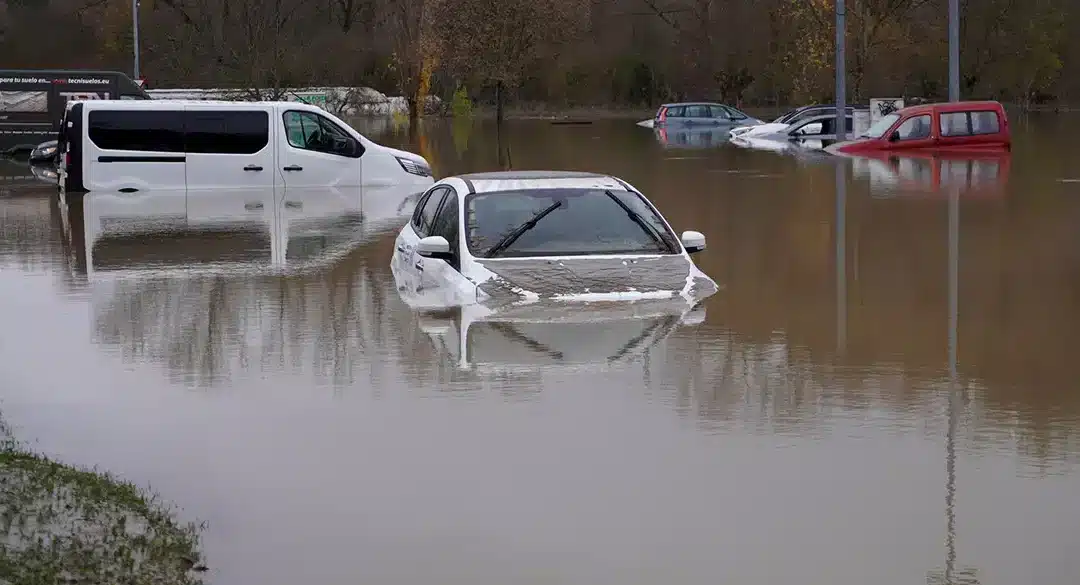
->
[1,113,1079,584]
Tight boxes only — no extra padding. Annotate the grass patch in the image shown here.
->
[0,414,207,584]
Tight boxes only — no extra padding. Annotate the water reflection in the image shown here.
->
[415,298,705,372]
[0,118,1078,584]
[653,126,732,149]
[850,152,1011,198]
[59,185,421,387]
[0,158,44,192]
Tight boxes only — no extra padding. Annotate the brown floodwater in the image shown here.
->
[1,113,1079,585]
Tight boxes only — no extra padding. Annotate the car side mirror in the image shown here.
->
[351,139,365,158]
[680,230,706,254]
[416,235,452,259]
[889,130,900,142]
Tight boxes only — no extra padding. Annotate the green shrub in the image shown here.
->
[451,85,473,118]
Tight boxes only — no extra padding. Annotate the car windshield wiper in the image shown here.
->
[604,190,671,253]
[485,200,563,258]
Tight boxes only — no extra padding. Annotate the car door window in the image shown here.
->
[412,187,447,237]
[793,121,823,136]
[684,105,709,118]
[282,110,358,157]
[894,114,932,140]
[722,106,748,121]
[708,106,731,119]
[939,112,969,137]
[664,106,685,119]
[428,191,460,271]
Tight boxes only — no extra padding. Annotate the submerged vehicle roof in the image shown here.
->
[454,170,631,193]
[889,100,1005,117]
[658,101,734,108]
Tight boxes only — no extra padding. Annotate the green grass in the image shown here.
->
[0,414,207,584]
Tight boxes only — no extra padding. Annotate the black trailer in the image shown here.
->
[0,69,150,156]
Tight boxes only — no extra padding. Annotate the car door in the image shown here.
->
[393,186,447,293]
[683,104,712,125]
[886,113,936,150]
[419,188,462,295]
[278,109,364,188]
[184,105,276,191]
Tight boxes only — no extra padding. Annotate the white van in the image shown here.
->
[57,100,434,193]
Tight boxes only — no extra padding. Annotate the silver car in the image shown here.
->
[653,102,763,128]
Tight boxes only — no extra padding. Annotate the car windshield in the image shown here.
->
[862,113,900,138]
[774,108,801,123]
[466,188,679,258]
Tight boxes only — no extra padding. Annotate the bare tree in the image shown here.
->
[432,0,591,123]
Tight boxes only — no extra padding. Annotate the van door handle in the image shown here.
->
[283,165,303,172]
[244,165,263,171]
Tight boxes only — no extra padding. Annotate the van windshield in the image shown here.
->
[862,113,900,138]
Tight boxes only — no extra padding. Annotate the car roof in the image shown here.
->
[452,171,631,194]
[894,100,1004,116]
[660,102,726,108]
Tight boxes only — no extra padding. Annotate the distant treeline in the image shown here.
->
[1,0,1073,117]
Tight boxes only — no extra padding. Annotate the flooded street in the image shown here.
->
[2,114,1080,584]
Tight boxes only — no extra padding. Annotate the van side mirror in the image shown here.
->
[889,130,900,142]
[351,139,365,158]
[416,235,452,259]
[681,230,706,254]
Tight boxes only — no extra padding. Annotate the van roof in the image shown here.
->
[895,100,1005,116]
[74,99,327,110]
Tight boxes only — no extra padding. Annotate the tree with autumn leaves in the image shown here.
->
[1,0,1077,112]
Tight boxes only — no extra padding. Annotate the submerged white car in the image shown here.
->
[391,170,718,307]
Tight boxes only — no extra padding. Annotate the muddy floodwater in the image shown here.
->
[2,113,1080,585]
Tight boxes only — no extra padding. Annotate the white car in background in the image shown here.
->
[391,170,718,308]
[730,105,863,139]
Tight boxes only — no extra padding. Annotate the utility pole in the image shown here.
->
[132,0,141,81]
[835,0,846,139]
[948,0,959,101]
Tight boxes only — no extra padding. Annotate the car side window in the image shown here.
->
[723,106,748,120]
[794,121,823,135]
[665,106,686,118]
[428,191,460,270]
[894,114,932,140]
[282,111,359,157]
[970,111,1000,134]
[939,112,969,136]
[412,187,447,237]
[708,106,730,119]
[685,105,709,118]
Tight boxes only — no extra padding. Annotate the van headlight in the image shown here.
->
[396,156,432,177]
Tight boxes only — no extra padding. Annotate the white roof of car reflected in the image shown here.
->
[454,171,630,194]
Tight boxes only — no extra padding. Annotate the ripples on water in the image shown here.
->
[1,115,1080,584]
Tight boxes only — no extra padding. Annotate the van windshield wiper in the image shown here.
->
[485,200,563,258]
[604,190,671,253]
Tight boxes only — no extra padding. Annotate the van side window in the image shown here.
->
[413,187,447,237]
[970,111,1000,135]
[87,110,185,152]
[282,111,360,157]
[429,191,460,270]
[185,110,269,154]
[940,112,969,136]
[894,114,931,140]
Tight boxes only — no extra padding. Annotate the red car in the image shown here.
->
[826,100,1010,155]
